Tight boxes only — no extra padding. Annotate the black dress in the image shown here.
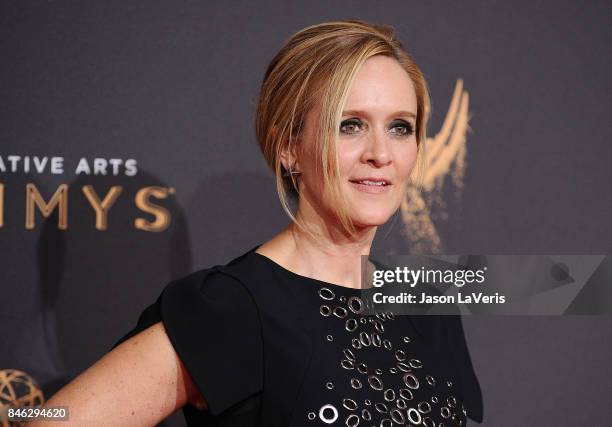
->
[112,244,483,426]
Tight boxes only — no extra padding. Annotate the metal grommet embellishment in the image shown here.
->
[403,336,411,343]
[343,348,356,361]
[371,333,382,347]
[380,419,393,427]
[342,398,358,411]
[403,373,420,389]
[345,318,358,332]
[396,398,407,409]
[374,402,388,413]
[307,412,316,421]
[447,396,457,408]
[390,408,405,424]
[345,414,359,427]
[319,404,338,424]
[326,334,333,342]
[350,378,362,389]
[367,374,383,391]
[357,363,368,374]
[426,375,436,386]
[347,296,364,314]
[373,320,384,333]
[383,388,395,401]
[339,295,347,303]
[359,331,371,347]
[333,306,348,318]
[399,388,413,400]
[320,305,332,316]
[325,382,334,390]
[319,288,335,300]
[418,401,432,414]
[396,362,411,372]
[352,338,362,349]
[383,339,392,350]
[441,406,451,419]
[422,416,436,427]
[407,407,422,424]
[361,408,371,420]
[408,358,423,369]
[395,349,406,361]
[341,359,355,370]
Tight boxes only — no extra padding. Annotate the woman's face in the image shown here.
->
[295,55,419,229]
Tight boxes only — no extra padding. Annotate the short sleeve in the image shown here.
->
[111,268,264,416]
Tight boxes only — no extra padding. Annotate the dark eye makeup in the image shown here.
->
[339,118,415,137]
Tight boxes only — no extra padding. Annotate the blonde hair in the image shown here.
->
[255,19,431,239]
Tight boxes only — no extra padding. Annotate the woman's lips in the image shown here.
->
[349,180,391,194]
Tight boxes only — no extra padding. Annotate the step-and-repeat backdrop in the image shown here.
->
[1,1,610,426]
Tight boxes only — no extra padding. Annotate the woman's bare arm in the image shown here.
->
[28,321,207,427]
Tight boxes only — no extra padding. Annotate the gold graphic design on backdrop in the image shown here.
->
[0,369,45,427]
[401,79,470,254]
[0,184,174,231]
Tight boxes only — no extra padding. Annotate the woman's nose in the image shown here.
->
[361,128,392,166]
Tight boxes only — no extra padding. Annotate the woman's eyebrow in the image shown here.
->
[342,109,416,119]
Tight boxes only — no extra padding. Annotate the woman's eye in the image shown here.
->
[389,120,414,137]
[340,119,363,134]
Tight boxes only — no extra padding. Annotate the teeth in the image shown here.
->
[356,180,386,186]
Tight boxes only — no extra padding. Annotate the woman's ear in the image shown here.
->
[280,137,300,172]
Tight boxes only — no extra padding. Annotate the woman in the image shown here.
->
[32,19,482,426]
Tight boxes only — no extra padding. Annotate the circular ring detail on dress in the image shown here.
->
[383,388,395,401]
[357,363,368,374]
[422,416,435,427]
[371,333,382,347]
[407,407,422,424]
[359,331,371,347]
[345,414,359,426]
[374,402,388,413]
[347,296,364,314]
[399,388,414,400]
[395,349,406,361]
[350,378,362,389]
[418,401,432,414]
[352,338,362,349]
[342,398,358,411]
[326,335,333,342]
[345,318,358,332]
[361,408,371,420]
[343,348,356,361]
[408,358,423,369]
[319,288,335,300]
[333,306,348,318]
[390,408,405,424]
[441,406,451,419]
[307,412,316,421]
[319,404,338,424]
[341,359,355,370]
[325,382,334,390]
[383,339,392,350]
[426,375,436,386]
[367,374,383,391]
[396,398,407,410]
[396,362,411,372]
[380,418,393,427]
[320,305,332,316]
[373,320,384,333]
[403,373,420,389]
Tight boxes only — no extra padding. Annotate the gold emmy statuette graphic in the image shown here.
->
[401,79,471,254]
[0,369,45,427]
